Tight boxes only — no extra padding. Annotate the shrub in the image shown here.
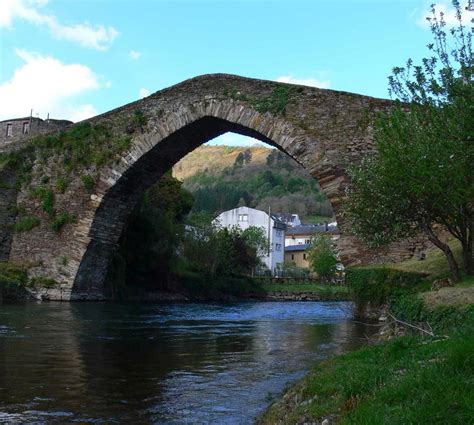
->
[51,212,74,232]
[81,175,95,190]
[41,190,55,216]
[55,177,67,193]
[13,216,40,232]
[132,109,147,129]
[0,262,28,284]
[346,267,427,306]
[29,276,59,288]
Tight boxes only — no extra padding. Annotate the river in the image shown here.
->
[0,301,374,424]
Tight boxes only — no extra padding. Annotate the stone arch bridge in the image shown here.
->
[0,74,420,300]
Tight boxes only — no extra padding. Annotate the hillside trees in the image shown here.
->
[183,149,333,219]
[345,1,473,281]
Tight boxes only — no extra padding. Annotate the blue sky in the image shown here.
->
[1,0,472,146]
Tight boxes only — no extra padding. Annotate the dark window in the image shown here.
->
[6,123,12,137]
[303,253,307,260]
[291,254,294,260]
[23,122,29,134]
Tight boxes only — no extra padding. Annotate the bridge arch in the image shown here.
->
[3,74,408,300]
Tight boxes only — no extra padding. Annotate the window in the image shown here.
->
[22,122,29,134]
[276,229,282,237]
[6,123,12,137]
[303,253,307,260]
[291,254,294,260]
[305,239,311,244]
[275,243,282,251]
[238,214,248,222]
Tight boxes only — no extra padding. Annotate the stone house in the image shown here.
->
[0,117,72,147]
[214,206,286,274]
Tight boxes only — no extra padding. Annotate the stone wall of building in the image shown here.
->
[0,117,72,150]
[0,74,427,300]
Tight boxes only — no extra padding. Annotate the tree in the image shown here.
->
[307,235,338,282]
[345,1,473,281]
[182,220,268,278]
[117,172,193,288]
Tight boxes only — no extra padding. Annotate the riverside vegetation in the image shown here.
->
[260,3,473,422]
[258,239,474,424]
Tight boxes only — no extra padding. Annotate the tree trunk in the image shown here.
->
[424,228,461,283]
[461,236,473,276]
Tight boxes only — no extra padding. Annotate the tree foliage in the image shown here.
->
[181,220,268,278]
[185,149,333,218]
[117,172,193,289]
[307,235,338,282]
[345,1,473,281]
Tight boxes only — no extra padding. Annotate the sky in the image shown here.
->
[1,0,472,146]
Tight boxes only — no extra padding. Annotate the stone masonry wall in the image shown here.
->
[0,74,426,300]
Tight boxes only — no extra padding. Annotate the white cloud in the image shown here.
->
[0,49,100,122]
[139,88,151,98]
[416,1,474,28]
[206,132,268,147]
[0,0,118,50]
[129,50,141,60]
[276,75,331,89]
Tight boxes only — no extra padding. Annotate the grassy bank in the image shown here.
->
[258,242,474,424]
[258,322,474,424]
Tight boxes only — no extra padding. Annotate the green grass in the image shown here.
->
[387,238,463,278]
[259,327,474,424]
[258,247,474,424]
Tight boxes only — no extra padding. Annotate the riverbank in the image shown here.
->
[257,243,474,424]
[0,261,350,302]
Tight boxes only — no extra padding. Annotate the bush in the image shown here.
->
[81,175,95,190]
[51,212,74,232]
[13,216,40,232]
[29,276,59,288]
[346,267,427,306]
[0,262,28,284]
[55,177,67,193]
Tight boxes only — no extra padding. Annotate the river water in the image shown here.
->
[0,301,373,424]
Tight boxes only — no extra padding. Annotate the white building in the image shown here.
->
[273,213,302,228]
[214,206,286,274]
[285,222,338,247]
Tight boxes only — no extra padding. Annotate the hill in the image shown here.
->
[172,145,333,221]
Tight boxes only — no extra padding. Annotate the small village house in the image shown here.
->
[284,244,311,268]
[284,222,339,270]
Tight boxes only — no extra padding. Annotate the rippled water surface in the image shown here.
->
[0,301,373,424]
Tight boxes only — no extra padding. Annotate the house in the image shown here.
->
[273,213,301,228]
[285,222,338,247]
[214,206,286,274]
[284,243,311,268]
[0,116,72,146]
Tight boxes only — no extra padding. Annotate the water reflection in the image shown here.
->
[0,301,375,424]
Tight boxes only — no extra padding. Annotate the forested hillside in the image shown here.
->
[173,145,333,221]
